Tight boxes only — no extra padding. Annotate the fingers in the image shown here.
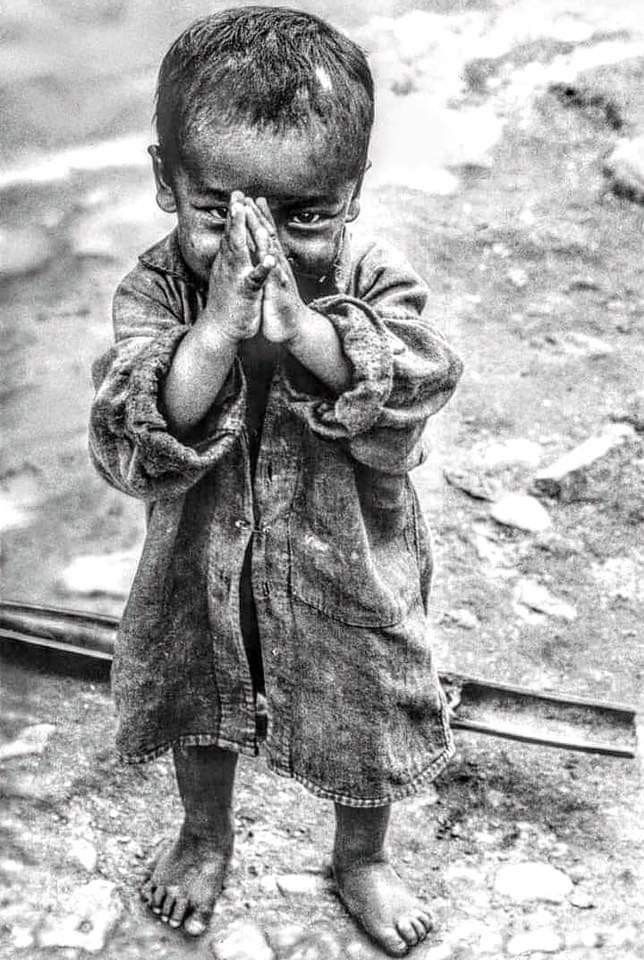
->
[226,192,248,256]
[245,254,276,291]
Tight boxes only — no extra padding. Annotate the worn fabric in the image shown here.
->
[89,229,463,807]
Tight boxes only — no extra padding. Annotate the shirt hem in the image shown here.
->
[266,740,455,808]
[115,733,258,765]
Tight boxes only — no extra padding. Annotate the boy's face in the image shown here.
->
[151,122,362,292]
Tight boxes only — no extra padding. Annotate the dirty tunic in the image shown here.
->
[88,229,463,807]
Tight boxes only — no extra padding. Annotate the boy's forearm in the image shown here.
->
[288,307,352,395]
[162,318,238,440]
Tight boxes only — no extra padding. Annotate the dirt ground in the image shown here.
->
[1,2,643,958]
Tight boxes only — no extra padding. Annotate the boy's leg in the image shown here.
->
[140,745,236,935]
[333,803,433,957]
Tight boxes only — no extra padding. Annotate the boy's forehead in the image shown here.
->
[179,122,360,199]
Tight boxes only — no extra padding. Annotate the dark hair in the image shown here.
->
[155,6,374,180]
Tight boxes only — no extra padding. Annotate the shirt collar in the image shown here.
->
[138,228,352,295]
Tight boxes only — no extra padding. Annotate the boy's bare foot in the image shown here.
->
[140,822,233,934]
[333,855,433,957]
[333,802,433,956]
[139,745,237,935]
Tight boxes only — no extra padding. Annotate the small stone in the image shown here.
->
[282,928,346,960]
[0,225,54,279]
[494,862,573,903]
[569,890,594,909]
[36,879,122,953]
[604,135,644,200]
[514,579,577,621]
[565,928,604,949]
[506,926,564,955]
[258,874,279,895]
[211,920,275,960]
[490,493,551,533]
[562,332,614,358]
[507,267,529,289]
[442,608,479,630]
[533,424,635,502]
[69,838,98,873]
[266,924,308,954]
[0,723,57,760]
[276,873,329,896]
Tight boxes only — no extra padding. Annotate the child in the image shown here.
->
[89,7,462,956]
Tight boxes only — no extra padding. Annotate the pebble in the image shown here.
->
[507,267,529,288]
[603,135,644,200]
[442,608,480,630]
[0,225,55,279]
[494,862,573,903]
[569,890,594,909]
[36,879,122,953]
[506,926,564,955]
[513,579,577,621]
[276,873,330,897]
[490,493,551,533]
[211,920,275,960]
[533,423,635,501]
[69,837,98,873]
[281,928,346,960]
[0,723,57,760]
[266,924,308,954]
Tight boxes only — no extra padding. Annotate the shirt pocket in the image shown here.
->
[287,448,422,627]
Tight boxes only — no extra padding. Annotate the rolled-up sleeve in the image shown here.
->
[88,272,245,500]
[284,240,463,474]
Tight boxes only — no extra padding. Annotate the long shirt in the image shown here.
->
[88,228,463,808]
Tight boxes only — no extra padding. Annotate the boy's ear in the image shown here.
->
[346,159,371,223]
[148,145,177,214]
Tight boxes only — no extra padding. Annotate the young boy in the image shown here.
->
[89,7,462,956]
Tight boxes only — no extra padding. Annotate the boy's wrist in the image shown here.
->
[194,315,241,355]
[284,306,316,354]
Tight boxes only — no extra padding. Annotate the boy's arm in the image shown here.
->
[275,239,463,475]
[89,271,245,501]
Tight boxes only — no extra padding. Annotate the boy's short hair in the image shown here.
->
[155,5,374,181]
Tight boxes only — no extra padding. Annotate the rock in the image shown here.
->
[0,225,55,280]
[611,389,644,432]
[276,873,329,897]
[533,424,635,502]
[69,838,99,873]
[211,920,275,960]
[507,267,529,289]
[441,608,479,630]
[591,556,642,606]
[560,332,614,358]
[569,890,595,909]
[506,926,564,955]
[444,467,499,502]
[57,549,139,598]
[0,723,57,760]
[494,862,573,903]
[266,924,308,954]
[604,135,644,200]
[36,879,122,953]
[514,579,577,621]
[281,928,346,960]
[482,439,543,470]
[490,493,551,533]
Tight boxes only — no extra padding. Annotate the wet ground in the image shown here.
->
[1,1,643,957]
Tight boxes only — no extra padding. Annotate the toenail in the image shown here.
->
[161,916,168,923]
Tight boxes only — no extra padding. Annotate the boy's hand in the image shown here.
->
[244,197,310,346]
[200,191,275,347]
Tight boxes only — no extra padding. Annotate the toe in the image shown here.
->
[396,917,420,947]
[418,910,434,935]
[160,892,176,922]
[168,897,189,929]
[150,885,166,915]
[377,926,409,957]
[183,908,211,937]
[409,916,427,943]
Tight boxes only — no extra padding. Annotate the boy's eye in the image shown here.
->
[208,204,229,222]
[289,210,325,226]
